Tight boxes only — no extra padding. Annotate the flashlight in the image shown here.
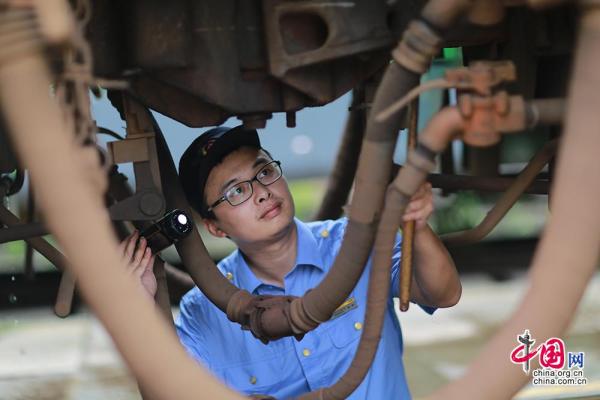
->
[139,209,192,253]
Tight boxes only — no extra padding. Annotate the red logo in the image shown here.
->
[510,330,565,374]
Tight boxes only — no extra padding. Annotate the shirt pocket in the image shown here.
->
[219,357,283,396]
[325,306,363,349]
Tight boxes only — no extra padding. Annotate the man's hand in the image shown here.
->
[402,182,434,231]
[400,182,462,308]
[119,230,158,300]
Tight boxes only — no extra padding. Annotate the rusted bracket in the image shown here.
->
[377,60,517,122]
[106,96,165,221]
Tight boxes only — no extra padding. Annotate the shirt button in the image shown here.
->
[249,376,257,385]
[225,272,233,281]
[320,229,329,238]
[354,322,363,331]
[302,348,311,357]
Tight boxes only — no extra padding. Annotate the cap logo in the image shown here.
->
[201,138,216,156]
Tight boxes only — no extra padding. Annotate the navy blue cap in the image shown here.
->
[179,125,261,218]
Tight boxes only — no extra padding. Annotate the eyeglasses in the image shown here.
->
[207,160,282,212]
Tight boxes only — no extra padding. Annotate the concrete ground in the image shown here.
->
[402,273,600,399]
[1,273,599,400]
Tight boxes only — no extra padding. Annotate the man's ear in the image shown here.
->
[203,218,228,238]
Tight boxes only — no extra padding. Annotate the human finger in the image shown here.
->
[124,230,139,260]
[413,182,432,199]
[403,203,433,222]
[118,231,135,254]
[405,198,425,214]
[141,245,152,270]
[148,254,156,271]
[134,248,152,278]
[132,237,146,266]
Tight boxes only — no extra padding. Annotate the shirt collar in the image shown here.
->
[293,217,325,272]
[233,218,325,294]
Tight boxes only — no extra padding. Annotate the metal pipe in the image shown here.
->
[152,114,240,313]
[24,185,36,279]
[0,4,242,399]
[0,220,47,243]
[442,139,557,246]
[313,86,367,221]
[0,204,66,271]
[399,101,418,312]
[425,173,550,194]
[54,270,76,318]
[432,6,600,398]
[525,98,566,127]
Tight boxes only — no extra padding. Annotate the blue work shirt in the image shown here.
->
[176,217,435,399]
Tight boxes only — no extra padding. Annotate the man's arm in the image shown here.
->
[410,225,461,308]
[400,183,462,308]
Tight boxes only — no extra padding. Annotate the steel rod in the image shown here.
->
[442,139,557,246]
[0,204,66,271]
[399,100,418,312]
[426,173,550,194]
[313,86,367,221]
[54,270,76,318]
[0,221,47,243]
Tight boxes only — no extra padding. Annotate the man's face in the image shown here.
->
[202,147,295,245]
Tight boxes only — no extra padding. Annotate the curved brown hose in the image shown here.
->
[0,14,242,400]
[296,1,484,397]
[442,139,557,246]
[301,110,465,400]
[307,185,414,400]
[467,0,505,25]
[430,7,600,399]
[290,0,482,337]
[292,62,422,332]
[420,0,478,32]
[151,112,240,312]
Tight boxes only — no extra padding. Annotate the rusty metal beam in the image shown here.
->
[0,205,66,272]
[427,173,550,194]
[313,86,367,221]
[0,221,47,243]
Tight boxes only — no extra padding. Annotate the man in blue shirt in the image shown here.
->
[121,125,461,399]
